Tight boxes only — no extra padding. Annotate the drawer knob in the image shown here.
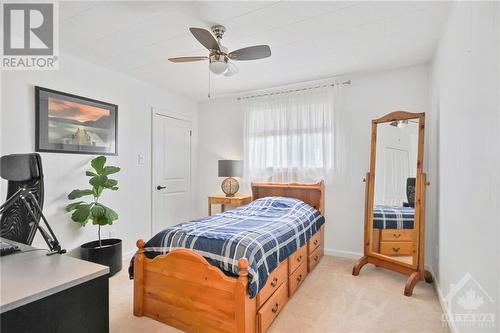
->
[270,277,278,287]
[393,233,402,238]
[314,255,319,262]
[296,255,302,262]
[296,274,303,283]
[313,239,319,246]
[271,302,279,313]
[392,247,400,252]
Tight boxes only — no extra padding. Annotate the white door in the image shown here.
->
[152,113,192,234]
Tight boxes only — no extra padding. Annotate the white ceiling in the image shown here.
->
[60,1,450,101]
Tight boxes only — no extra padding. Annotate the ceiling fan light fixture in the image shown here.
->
[390,120,409,129]
[209,54,228,75]
[169,26,271,80]
[397,120,408,129]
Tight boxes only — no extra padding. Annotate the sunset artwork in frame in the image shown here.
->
[35,86,118,155]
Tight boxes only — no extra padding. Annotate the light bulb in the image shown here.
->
[209,60,228,74]
[209,54,228,75]
[397,120,408,129]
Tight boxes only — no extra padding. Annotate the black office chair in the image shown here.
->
[403,177,416,208]
[0,154,45,245]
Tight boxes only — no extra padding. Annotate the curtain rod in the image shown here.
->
[237,80,351,101]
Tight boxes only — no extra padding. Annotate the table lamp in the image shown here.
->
[218,160,242,197]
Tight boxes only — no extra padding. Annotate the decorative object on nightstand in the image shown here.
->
[218,160,242,197]
[208,194,252,216]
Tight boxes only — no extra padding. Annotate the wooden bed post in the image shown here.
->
[235,258,251,333]
[133,239,145,317]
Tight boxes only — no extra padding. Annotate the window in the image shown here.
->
[242,86,339,183]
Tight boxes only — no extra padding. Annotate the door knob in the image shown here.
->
[156,185,166,190]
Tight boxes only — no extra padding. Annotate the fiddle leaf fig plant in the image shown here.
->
[66,156,120,247]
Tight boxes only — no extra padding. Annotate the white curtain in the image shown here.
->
[242,85,341,184]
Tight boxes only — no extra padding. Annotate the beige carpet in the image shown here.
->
[109,256,448,333]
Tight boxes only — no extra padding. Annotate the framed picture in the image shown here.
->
[35,86,118,155]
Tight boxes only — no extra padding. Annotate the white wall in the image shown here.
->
[431,2,500,332]
[197,97,245,216]
[0,53,198,257]
[197,64,435,261]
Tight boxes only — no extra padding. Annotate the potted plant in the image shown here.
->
[66,155,122,275]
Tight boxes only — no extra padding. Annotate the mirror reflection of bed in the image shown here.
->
[371,119,419,265]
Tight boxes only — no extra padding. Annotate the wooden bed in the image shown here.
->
[133,181,325,333]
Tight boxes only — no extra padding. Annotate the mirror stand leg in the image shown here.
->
[352,256,368,276]
[404,272,421,296]
[424,270,433,283]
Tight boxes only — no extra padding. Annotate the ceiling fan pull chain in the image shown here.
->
[208,66,211,99]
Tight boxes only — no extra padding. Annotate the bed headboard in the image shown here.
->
[251,181,324,214]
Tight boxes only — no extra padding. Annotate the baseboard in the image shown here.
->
[425,266,458,333]
[324,247,363,259]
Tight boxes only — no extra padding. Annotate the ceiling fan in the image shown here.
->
[168,25,271,77]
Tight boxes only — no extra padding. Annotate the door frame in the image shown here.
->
[151,107,193,237]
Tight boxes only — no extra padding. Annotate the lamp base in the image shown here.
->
[221,177,239,197]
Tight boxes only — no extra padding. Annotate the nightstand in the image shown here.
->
[208,194,252,216]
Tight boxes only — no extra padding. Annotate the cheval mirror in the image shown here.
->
[352,111,433,296]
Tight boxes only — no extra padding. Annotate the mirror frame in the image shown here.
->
[368,111,424,270]
[353,111,433,297]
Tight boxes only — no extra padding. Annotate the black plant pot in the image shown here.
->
[80,238,122,276]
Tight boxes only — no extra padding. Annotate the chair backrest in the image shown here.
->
[0,153,44,244]
[406,177,416,208]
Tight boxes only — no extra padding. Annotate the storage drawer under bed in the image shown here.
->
[256,259,288,308]
[257,281,289,333]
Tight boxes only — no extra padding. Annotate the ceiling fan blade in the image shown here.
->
[168,56,208,63]
[189,27,220,51]
[224,62,239,77]
[228,45,271,61]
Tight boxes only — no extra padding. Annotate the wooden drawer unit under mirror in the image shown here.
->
[381,229,414,241]
[380,241,413,256]
[352,111,433,296]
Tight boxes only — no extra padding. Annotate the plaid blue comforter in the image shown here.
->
[130,197,324,298]
[373,205,414,229]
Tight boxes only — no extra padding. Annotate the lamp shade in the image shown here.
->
[218,160,242,178]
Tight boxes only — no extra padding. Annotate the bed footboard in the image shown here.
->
[133,240,256,333]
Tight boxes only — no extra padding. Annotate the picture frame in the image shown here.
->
[35,86,118,155]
